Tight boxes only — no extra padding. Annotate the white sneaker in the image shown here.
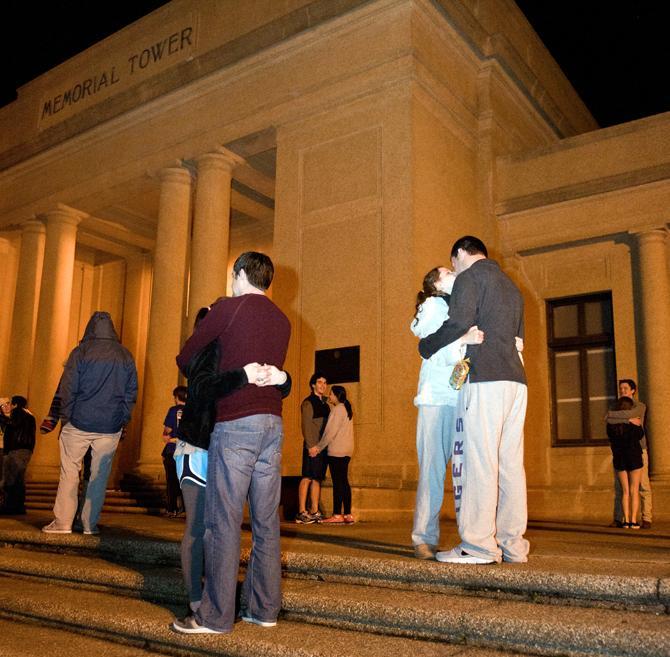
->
[241,615,277,627]
[435,547,496,565]
[172,615,223,634]
[42,521,72,534]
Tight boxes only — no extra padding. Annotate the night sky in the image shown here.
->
[3,1,669,128]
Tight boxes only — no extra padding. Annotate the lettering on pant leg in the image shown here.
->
[452,426,464,513]
[453,484,462,514]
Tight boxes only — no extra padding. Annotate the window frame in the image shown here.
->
[547,291,617,447]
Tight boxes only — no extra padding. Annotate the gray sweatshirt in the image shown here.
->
[419,259,526,385]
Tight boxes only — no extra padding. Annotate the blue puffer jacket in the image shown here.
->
[59,312,138,434]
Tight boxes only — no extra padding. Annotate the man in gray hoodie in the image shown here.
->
[419,236,528,565]
[42,311,138,535]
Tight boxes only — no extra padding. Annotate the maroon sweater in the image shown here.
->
[176,294,290,422]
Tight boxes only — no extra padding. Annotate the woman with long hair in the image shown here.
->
[410,266,483,559]
[309,385,354,524]
[606,396,645,529]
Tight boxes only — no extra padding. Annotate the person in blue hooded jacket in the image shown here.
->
[42,311,138,535]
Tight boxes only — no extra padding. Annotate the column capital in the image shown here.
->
[154,164,194,187]
[40,203,88,228]
[629,226,669,241]
[196,148,245,174]
[20,218,46,235]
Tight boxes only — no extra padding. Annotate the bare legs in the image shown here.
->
[616,468,642,525]
[298,477,321,514]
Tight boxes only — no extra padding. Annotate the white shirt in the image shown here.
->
[411,296,463,406]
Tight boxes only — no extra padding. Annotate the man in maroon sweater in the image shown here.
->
[173,252,291,634]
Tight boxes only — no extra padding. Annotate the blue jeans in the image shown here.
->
[411,404,456,547]
[197,414,283,632]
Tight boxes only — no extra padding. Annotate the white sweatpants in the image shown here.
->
[452,381,529,562]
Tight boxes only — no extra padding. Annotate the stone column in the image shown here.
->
[116,253,152,482]
[136,166,192,479]
[29,205,86,479]
[636,228,670,483]
[5,220,46,396]
[188,149,243,321]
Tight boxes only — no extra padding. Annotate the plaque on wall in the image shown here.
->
[314,346,360,384]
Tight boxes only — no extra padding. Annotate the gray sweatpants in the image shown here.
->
[452,381,529,563]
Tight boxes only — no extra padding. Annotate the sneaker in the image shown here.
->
[241,615,277,628]
[83,528,100,535]
[318,514,345,524]
[172,615,224,634]
[295,511,316,524]
[641,521,652,529]
[42,521,72,534]
[435,548,496,565]
[414,543,437,560]
[343,514,355,524]
[308,510,323,522]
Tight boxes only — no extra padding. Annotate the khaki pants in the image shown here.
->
[52,423,121,531]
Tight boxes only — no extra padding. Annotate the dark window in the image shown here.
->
[315,346,360,384]
[547,292,617,446]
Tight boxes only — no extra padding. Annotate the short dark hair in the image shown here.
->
[450,236,488,259]
[309,372,327,390]
[614,396,635,411]
[194,306,210,328]
[618,379,637,393]
[173,386,188,402]
[233,251,274,291]
[11,395,27,408]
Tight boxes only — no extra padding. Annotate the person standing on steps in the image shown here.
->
[0,396,36,515]
[173,252,290,634]
[609,379,652,529]
[419,236,528,566]
[295,372,330,524]
[161,386,187,518]
[410,265,484,560]
[42,311,138,536]
[309,385,355,525]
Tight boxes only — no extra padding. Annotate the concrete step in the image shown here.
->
[0,577,520,657]
[0,618,171,657]
[25,501,162,515]
[1,545,669,657]
[1,528,667,613]
[24,484,164,515]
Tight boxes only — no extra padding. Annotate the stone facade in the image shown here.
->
[0,0,667,521]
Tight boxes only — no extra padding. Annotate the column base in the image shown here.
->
[130,461,165,482]
[646,476,670,523]
[26,464,60,482]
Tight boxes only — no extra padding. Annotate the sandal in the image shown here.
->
[343,514,355,524]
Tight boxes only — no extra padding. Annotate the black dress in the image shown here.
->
[606,421,644,472]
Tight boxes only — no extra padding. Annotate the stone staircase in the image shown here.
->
[0,526,668,657]
[25,480,166,515]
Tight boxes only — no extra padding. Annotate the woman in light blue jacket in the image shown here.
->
[411,267,481,560]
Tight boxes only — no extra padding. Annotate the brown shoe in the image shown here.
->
[414,543,437,560]
[641,521,652,529]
